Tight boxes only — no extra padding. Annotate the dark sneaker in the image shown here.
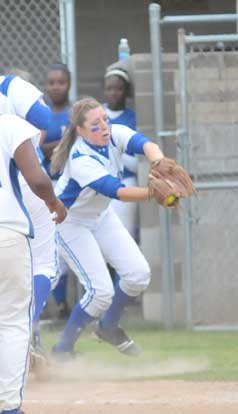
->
[95,325,141,356]
[51,342,82,361]
[51,347,80,362]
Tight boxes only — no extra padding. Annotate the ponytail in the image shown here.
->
[50,124,77,175]
[50,97,101,175]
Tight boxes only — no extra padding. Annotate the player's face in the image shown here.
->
[104,75,127,110]
[45,70,70,106]
[76,106,110,146]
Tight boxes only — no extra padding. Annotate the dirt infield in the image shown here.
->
[24,379,238,414]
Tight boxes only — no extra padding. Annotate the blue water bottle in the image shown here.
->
[118,38,130,60]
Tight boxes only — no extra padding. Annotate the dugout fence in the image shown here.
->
[0,0,77,100]
[149,4,238,330]
[0,0,61,89]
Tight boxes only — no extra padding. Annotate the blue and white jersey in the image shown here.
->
[104,105,136,130]
[0,74,50,130]
[55,123,149,220]
[104,105,137,179]
[42,105,70,179]
[0,114,40,237]
[0,74,52,174]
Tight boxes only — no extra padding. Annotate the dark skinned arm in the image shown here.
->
[41,140,59,160]
[14,139,67,223]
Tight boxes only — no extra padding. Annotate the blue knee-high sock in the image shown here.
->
[100,283,133,329]
[113,271,120,286]
[52,272,68,304]
[33,274,51,322]
[53,304,93,352]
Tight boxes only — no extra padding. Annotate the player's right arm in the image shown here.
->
[8,76,51,131]
[71,155,150,203]
[117,186,149,201]
[14,139,67,223]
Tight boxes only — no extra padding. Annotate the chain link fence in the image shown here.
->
[186,48,238,327]
[0,0,61,89]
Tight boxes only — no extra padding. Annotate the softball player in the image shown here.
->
[50,97,165,357]
[41,63,71,318]
[41,63,71,180]
[0,113,66,414]
[104,68,138,239]
[0,74,62,360]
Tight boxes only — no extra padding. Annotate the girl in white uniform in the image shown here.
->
[0,114,66,414]
[0,74,63,358]
[50,97,165,356]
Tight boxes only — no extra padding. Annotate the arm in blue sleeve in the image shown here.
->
[89,175,125,199]
[126,132,150,155]
[25,100,51,130]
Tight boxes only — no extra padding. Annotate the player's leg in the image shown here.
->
[51,255,70,319]
[52,221,114,355]
[111,176,140,286]
[21,183,58,380]
[0,228,32,412]
[22,184,58,337]
[94,208,151,355]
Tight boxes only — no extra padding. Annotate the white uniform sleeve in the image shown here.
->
[3,115,41,157]
[111,124,136,153]
[70,155,109,187]
[122,153,138,173]
[7,76,42,119]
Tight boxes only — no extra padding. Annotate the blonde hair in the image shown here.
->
[51,97,101,175]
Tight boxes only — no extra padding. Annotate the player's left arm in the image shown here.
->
[122,127,164,163]
[142,141,164,163]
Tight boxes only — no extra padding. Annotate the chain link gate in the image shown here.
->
[149,3,238,329]
[0,0,61,90]
[177,31,238,329]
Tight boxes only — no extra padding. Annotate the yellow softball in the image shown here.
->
[166,194,177,206]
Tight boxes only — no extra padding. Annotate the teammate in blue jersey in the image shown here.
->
[104,67,139,239]
[40,63,72,319]
[41,63,71,180]
[50,97,165,357]
[104,67,136,129]
[0,73,67,376]
[0,113,66,414]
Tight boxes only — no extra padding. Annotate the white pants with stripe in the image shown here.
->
[57,207,151,318]
[21,179,59,288]
[0,228,32,411]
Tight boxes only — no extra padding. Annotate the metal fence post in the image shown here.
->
[178,28,194,329]
[59,0,78,102]
[149,3,175,329]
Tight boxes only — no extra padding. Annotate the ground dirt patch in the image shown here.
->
[24,379,238,414]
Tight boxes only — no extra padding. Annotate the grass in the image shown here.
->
[41,320,238,382]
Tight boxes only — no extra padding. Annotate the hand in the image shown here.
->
[46,198,67,224]
[148,174,180,208]
[149,157,196,198]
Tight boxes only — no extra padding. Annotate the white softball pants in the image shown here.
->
[21,179,59,288]
[0,228,32,411]
[57,207,151,318]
